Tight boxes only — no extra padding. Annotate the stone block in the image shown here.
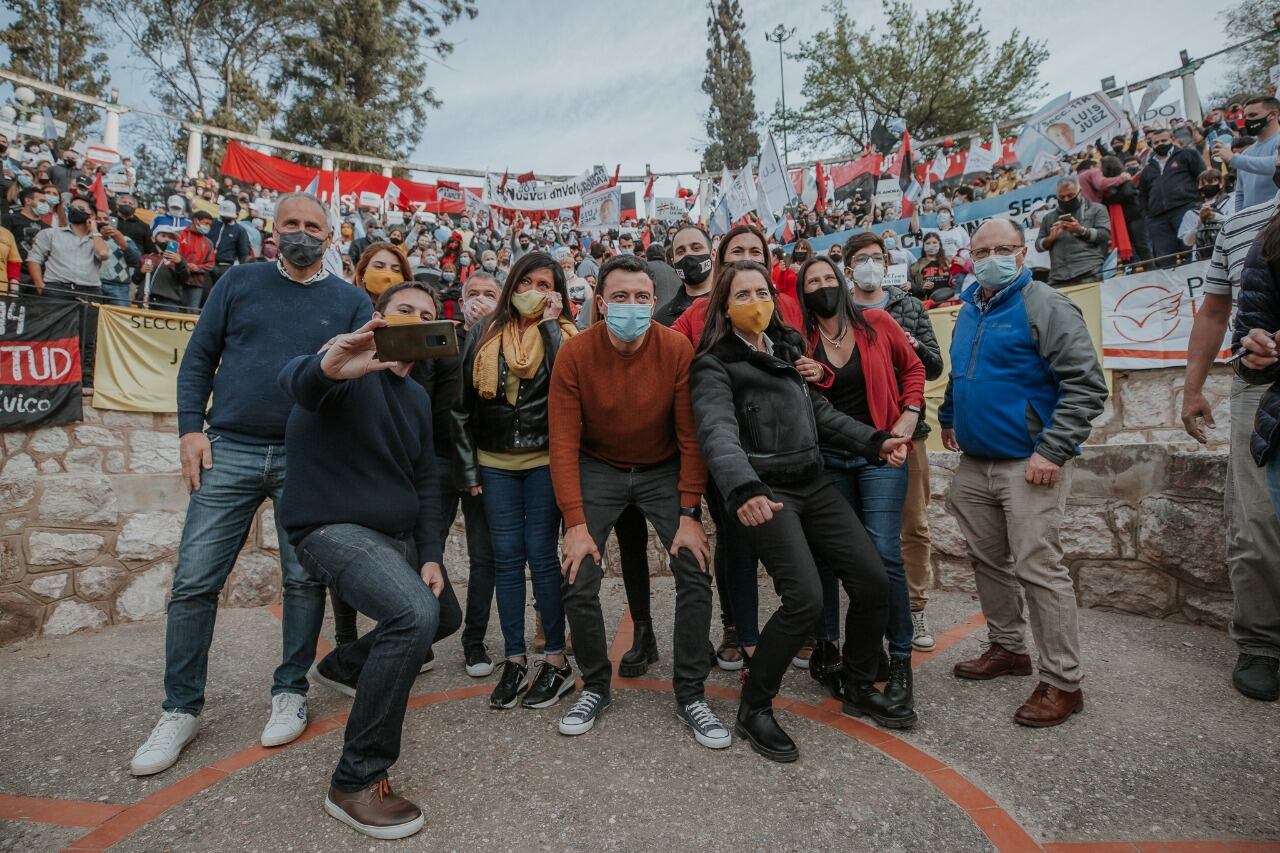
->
[38,458,62,474]
[1148,429,1202,448]
[926,501,968,559]
[0,536,22,584]
[104,450,128,474]
[73,425,122,447]
[1137,496,1228,589]
[76,564,127,600]
[225,552,282,607]
[116,562,173,622]
[27,426,69,455]
[36,475,118,526]
[1105,431,1149,445]
[1163,451,1228,497]
[42,599,108,637]
[1179,586,1233,628]
[101,410,149,429]
[258,506,279,552]
[933,558,977,595]
[28,571,69,601]
[2,431,26,454]
[0,515,23,536]
[63,447,104,473]
[129,431,180,474]
[1201,368,1233,401]
[1112,504,1138,559]
[112,474,186,513]
[1073,444,1165,502]
[1119,371,1176,429]
[1089,397,1118,434]
[26,531,105,567]
[0,590,42,646]
[0,453,36,509]
[1061,502,1118,560]
[116,511,184,562]
[1076,561,1176,617]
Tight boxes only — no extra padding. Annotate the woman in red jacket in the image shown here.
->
[795,244,925,726]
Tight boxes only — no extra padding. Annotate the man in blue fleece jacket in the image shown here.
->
[130,194,373,780]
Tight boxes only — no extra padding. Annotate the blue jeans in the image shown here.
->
[296,525,439,792]
[819,451,912,657]
[480,465,565,658]
[162,435,326,715]
[99,281,131,306]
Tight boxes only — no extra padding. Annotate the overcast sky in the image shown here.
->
[0,0,1247,194]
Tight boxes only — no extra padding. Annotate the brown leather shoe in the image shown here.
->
[325,779,424,839]
[952,642,1033,680]
[1014,682,1084,728]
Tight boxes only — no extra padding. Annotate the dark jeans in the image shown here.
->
[296,525,440,792]
[1146,203,1196,268]
[738,474,889,709]
[614,505,652,622]
[163,435,324,715]
[706,478,762,646]
[562,457,712,703]
[820,452,912,657]
[480,465,565,658]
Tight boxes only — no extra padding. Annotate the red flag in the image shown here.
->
[90,170,109,213]
[499,169,509,194]
[608,164,621,187]
[814,162,827,213]
[517,171,535,184]
[437,179,460,191]
[643,174,655,201]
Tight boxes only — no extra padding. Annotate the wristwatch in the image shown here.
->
[680,506,703,521]
[904,404,924,416]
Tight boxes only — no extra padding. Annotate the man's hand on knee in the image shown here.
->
[560,524,600,585]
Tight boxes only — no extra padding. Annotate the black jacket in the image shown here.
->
[116,215,156,256]
[880,286,943,439]
[451,317,566,489]
[691,325,891,512]
[1139,147,1206,218]
[1231,242,1280,465]
[410,348,461,461]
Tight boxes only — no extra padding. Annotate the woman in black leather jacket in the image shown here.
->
[690,260,910,763]
[452,251,579,711]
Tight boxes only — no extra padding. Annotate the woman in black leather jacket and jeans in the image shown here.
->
[453,252,579,711]
[690,260,912,762]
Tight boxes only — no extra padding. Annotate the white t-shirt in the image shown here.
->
[936,225,970,257]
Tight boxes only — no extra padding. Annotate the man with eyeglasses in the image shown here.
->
[939,218,1106,728]
[1036,177,1111,287]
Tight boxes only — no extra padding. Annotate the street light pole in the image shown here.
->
[766,24,795,167]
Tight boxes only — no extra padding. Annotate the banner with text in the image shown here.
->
[651,197,687,222]
[92,305,196,412]
[1100,260,1230,369]
[0,299,83,430]
[483,166,611,211]
[1030,91,1125,155]
[579,185,621,232]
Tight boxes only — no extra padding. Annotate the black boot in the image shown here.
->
[808,641,844,698]
[619,619,659,678]
[884,655,914,711]
[841,679,918,729]
[876,647,890,682]
[1233,653,1280,701]
[735,702,798,763]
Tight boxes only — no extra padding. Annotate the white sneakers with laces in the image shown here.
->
[129,711,199,776]
[911,610,935,651]
[260,692,309,747]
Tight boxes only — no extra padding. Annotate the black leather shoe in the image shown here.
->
[841,680,918,729]
[877,647,891,683]
[734,703,798,763]
[619,619,659,678]
[808,641,844,698]
[884,655,914,710]
[1233,653,1280,701]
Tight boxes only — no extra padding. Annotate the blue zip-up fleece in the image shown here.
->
[938,268,1107,464]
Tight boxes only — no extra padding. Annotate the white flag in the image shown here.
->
[755,180,776,232]
[383,181,401,204]
[1120,83,1136,117]
[1138,78,1171,117]
[930,150,949,181]
[758,133,791,212]
[322,172,345,278]
[728,162,754,221]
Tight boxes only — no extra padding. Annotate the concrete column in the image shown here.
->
[184,127,203,179]
[381,165,392,177]
[1181,70,1203,126]
[321,157,334,172]
[102,108,120,151]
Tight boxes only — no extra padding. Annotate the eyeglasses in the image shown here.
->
[848,254,886,266]
[970,245,1023,260]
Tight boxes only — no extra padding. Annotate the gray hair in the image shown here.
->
[274,192,330,233]
[463,270,499,294]
[1056,176,1080,192]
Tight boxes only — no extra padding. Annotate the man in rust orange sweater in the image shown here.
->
[550,254,727,748]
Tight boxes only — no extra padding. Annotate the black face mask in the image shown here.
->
[389,236,404,245]
[1199,185,1221,199]
[1057,196,1081,214]
[1244,115,1272,136]
[277,230,327,268]
[792,251,809,263]
[117,205,136,218]
[1153,142,1174,157]
[67,207,91,225]
[674,252,712,285]
[804,285,842,319]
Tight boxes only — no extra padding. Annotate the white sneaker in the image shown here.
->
[911,610,935,651]
[130,711,199,776]
[261,693,308,747]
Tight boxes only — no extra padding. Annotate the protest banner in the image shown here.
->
[0,299,82,430]
[464,190,489,228]
[1100,260,1230,369]
[873,177,902,205]
[727,164,754,221]
[652,197,686,222]
[579,185,620,231]
[758,133,792,212]
[92,305,196,413]
[357,190,382,208]
[1030,92,1124,155]
[483,165,610,210]
[1137,100,1183,129]
[962,141,999,176]
[884,264,910,291]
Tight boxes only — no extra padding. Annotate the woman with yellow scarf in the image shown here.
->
[452,251,579,712]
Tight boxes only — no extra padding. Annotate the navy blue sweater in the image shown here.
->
[176,262,372,443]
[276,354,443,564]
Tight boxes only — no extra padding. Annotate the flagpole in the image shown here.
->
[766,25,796,167]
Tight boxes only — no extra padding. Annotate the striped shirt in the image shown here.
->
[1204,195,1278,298]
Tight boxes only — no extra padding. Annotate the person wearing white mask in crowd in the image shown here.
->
[153,194,192,232]
[881,228,915,267]
[933,205,970,258]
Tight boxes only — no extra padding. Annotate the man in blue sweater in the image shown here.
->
[130,193,373,778]
[280,289,444,840]
[1214,96,1280,212]
[939,218,1107,729]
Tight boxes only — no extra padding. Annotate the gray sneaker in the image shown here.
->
[911,610,935,651]
[558,690,610,736]
[677,700,732,749]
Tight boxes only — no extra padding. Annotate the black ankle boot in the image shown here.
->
[841,679,918,729]
[877,647,890,682]
[884,655,914,710]
[735,702,798,763]
[808,641,844,698]
[619,619,659,678]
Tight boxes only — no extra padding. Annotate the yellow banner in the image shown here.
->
[921,282,1108,451]
[92,305,197,413]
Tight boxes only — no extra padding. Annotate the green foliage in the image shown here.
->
[774,0,1047,157]
[701,0,759,172]
[277,0,476,166]
[1212,0,1280,104]
[0,0,110,142]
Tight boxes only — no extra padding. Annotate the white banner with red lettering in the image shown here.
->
[1101,260,1231,369]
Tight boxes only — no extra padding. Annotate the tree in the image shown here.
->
[700,0,759,172]
[0,0,110,143]
[276,0,476,165]
[1213,0,1280,104]
[774,0,1048,157]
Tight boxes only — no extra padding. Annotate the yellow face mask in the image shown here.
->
[511,289,546,319]
[362,268,404,297]
[727,298,775,336]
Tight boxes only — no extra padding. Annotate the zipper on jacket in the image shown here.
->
[744,403,764,448]
[966,313,985,378]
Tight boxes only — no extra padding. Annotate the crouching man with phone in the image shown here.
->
[277,284,449,840]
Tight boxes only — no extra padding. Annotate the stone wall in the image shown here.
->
[0,367,1237,646]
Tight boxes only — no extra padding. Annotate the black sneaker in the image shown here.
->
[558,690,610,735]
[1233,653,1280,701]
[418,649,435,674]
[521,660,575,709]
[309,658,357,698]
[488,660,528,709]
[465,646,494,678]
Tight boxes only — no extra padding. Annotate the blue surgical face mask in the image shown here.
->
[884,237,897,249]
[973,255,1021,291]
[603,302,651,342]
[17,173,32,188]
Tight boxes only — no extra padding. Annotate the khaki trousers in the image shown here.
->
[901,440,933,611]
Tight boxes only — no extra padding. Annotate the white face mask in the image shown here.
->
[851,262,885,292]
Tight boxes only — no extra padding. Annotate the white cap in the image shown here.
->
[166,194,185,211]
[218,199,237,218]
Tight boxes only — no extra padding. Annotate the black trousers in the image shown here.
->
[738,474,889,709]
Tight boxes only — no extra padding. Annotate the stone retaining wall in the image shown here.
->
[0,365,1235,646]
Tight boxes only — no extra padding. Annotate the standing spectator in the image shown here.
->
[180,212,217,311]
[0,224,19,297]
[25,195,108,299]
[1139,127,1206,267]
[152,195,192,232]
[1099,156,1153,266]
[644,242,681,305]
[1181,170,1235,260]
[96,210,140,306]
[1036,177,1111,285]
[939,219,1106,728]
[1076,158,1132,205]
[47,150,84,195]
[113,193,156,256]
[207,199,251,287]
[1214,96,1280,211]
[4,186,48,293]
[933,205,971,258]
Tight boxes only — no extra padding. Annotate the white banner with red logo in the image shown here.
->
[1101,260,1231,369]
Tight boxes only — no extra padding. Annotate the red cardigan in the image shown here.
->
[807,308,925,435]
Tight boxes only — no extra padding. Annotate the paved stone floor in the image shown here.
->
[0,579,1277,852]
